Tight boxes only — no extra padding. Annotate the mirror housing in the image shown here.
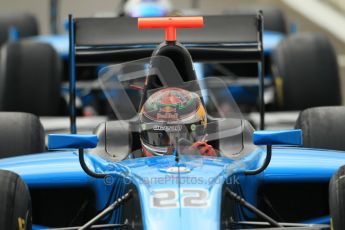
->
[245,129,302,176]
[91,120,131,162]
[253,129,302,146]
[48,134,105,179]
[48,134,98,149]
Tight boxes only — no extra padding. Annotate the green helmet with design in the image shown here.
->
[139,87,207,156]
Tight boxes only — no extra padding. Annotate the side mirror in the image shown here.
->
[48,134,106,179]
[245,129,302,175]
[48,134,98,149]
[253,129,302,146]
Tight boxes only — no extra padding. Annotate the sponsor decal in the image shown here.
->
[190,124,196,131]
[151,188,209,208]
[153,125,182,132]
[156,112,179,120]
[18,217,25,230]
[159,106,177,113]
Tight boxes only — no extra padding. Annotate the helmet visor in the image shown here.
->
[140,121,205,153]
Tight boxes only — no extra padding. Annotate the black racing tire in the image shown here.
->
[0,41,62,116]
[272,33,341,111]
[329,165,345,230]
[0,13,38,46]
[0,169,32,230]
[295,106,345,151]
[0,112,45,158]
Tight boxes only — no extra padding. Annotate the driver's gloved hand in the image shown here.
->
[190,141,217,156]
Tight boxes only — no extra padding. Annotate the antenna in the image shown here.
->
[258,11,265,130]
[68,14,77,134]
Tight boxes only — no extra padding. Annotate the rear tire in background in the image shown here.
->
[0,13,38,45]
[0,170,32,230]
[0,112,45,158]
[0,41,62,116]
[261,6,287,34]
[272,33,341,110]
[329,165,345,230]
[295,106,345,151]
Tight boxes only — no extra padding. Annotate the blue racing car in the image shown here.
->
[0,14,343,230]
[1,3,340,123]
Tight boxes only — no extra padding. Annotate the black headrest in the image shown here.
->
[153,42,197,82]
[0,13,38,46]
[140,42,198,108]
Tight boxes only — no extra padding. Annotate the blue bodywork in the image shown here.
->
[0,145,342,229]
[3,21,330,229]
[47,134,98,149]
[253,129,302,146]
[263,31,284,55]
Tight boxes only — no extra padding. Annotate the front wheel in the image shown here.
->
[329,165,345,230]
[0,170,32,230]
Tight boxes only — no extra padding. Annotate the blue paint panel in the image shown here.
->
[32,224,48,229]
[48,134,98,149]
[8,26,19,41]
[253,129,302,146]
[301,215,330,224]
[116,150,263,229]
[263,31,284,55]
[1,145,344,227]
[264,147,345,183]
[0,152,92,188]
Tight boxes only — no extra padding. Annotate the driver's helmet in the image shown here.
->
[139,87,207,156]
[124,0,172,17]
